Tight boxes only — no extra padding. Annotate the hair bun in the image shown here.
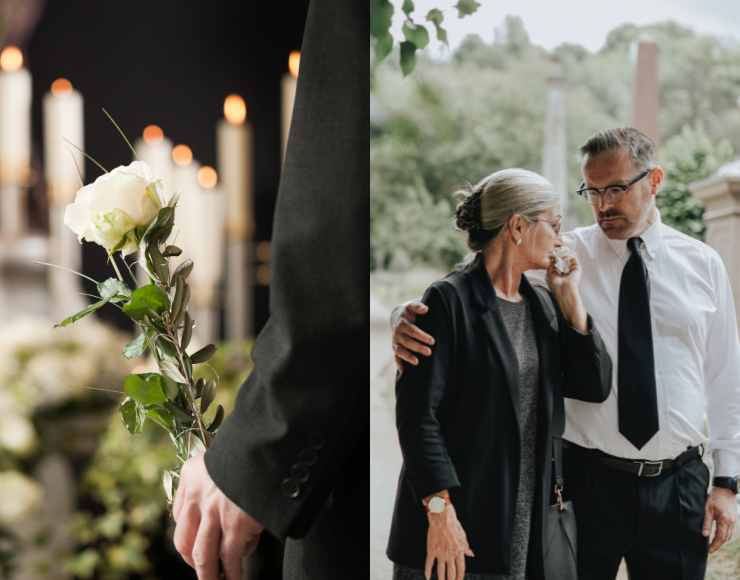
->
[454,187,484,232]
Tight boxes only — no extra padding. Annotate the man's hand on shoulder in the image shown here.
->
[390,300,435,374]
[173,453,264,580]
[703,486,738,554]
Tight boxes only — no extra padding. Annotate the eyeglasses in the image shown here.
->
[576,168,653,205]
[535,218,562,235]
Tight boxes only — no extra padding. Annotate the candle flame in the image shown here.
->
[0,47,22,71]
[289,51,300,77]
[224,95,246,125]
[172,144,193,166]
[51,78,73,97]
[198,166,218,189]
[143,125,164,145]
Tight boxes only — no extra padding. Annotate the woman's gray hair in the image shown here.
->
[453,168,561,266]
[576,127,657,172]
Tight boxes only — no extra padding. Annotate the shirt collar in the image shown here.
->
[602,209,663,260]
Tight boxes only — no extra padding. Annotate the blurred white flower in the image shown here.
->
[0,471,43,525]
[0,414,37,456]
[64,161,165,256]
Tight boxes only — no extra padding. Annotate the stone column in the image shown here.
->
[688,161,740,325]
[541,51,575,228]
[630,33,660,147]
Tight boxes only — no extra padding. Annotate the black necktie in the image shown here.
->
[618,237,659,450]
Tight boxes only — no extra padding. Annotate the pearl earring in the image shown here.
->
[516,238,522,245]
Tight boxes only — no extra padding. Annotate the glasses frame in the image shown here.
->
[534,218,562,235]
[576,168,654,205]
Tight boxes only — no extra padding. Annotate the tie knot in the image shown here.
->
[628,237,643,253]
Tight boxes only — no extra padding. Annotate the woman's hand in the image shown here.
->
[425,504,474,580]
[545,249,588,333]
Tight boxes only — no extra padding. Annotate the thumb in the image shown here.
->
[465,547,475,557]
[410,301,429,314]
[703,504,714,537]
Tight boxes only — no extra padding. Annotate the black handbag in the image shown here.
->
[543,370,578,580]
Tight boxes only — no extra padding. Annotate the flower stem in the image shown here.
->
[110,254,124,282]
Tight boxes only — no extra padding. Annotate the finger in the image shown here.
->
[192,510,222,580]
[395,354,404,374]
[401,320,435,346]
[173,503,200,568]
[424,554,434,580]
[394,344,419,366]
[702,505,714,538]
[398,334,432,356]
[409,301,429,315]
[456,552,465,580]
[220,533,248,580]
[711,519,731,553]
[437,559,444,580]
[447,558,456,580]
[424,555,434,580]
[172,479,187,523]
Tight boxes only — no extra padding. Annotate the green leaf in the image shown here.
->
[123,373,168,407]
[370,0,394,40]
[167,190,181,209]
[163,470,173,502]
[207,405,225,432]
[400,41,417,76]
[402,0,414,16]
[146,407,173,430]
[172,259,193,281]
[159,360,188,384]
[163,245,182,257]
[161,375,180,401]
[190,344,217,364]
[119,397,146,434]
[194,377,206,399]
[374,31,394,62]
[54,295,115,329]
[123,333,147,359]
[123,285,170,321]
[455,0,481,18]
[200,380,216,414]
[402,22,429,50]
[426,9,448,44]
[181,311,193,350]
[170,275,185,323]
[163,401,193,423]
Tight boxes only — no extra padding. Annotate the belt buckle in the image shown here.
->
[637,460,663,477]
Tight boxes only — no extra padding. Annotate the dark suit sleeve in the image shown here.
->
[203,0,367,540]
[560,314,613,403]
[395,285,461,503]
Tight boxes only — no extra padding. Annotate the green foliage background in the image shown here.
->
[371,17,740,271]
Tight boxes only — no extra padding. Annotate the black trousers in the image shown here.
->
[562,442,710,580]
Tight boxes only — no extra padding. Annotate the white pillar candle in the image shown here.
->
[134,125,174,203]
[0,47,31,236]
[169,146,199,275]
[217,95,254,342]
[281,51,300,165]
[43,78,86,322]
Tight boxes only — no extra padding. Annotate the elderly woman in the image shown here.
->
[386,169,612,580]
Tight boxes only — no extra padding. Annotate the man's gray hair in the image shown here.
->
[577,127,658,172]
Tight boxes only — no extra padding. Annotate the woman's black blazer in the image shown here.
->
[386,263,612,578]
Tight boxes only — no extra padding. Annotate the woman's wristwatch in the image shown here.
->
[713,476,740,494]
[425,496,452,514]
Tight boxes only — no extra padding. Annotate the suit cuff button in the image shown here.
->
[307,431,326,450]
[298,448,318,467]
[281,478,301,499]
[291,464,311,483]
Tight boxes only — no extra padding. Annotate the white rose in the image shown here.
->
[64,160,165,256]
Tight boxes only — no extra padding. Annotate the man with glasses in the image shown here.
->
[389,127,740,580]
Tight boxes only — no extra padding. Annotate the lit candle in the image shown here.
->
[169,144,199,274]
[42,78,86,321]
[0,47,31,236]
[281,51,300,164]
[217,94,254,341]
[134,125,174,203]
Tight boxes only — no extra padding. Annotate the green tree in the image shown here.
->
[657,124,733,240]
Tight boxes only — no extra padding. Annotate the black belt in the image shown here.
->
[562,440,703,477]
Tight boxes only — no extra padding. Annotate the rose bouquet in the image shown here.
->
[39,114,223,508]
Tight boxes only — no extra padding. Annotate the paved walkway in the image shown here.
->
[370,297,402,580]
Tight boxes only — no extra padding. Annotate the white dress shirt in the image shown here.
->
[526,210,740,476]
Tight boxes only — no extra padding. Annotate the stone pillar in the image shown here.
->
[542,51,575,229]
[688,161,740,325]
[630,33,660,147]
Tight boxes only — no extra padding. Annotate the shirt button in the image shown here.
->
[291,463,311,483]
[298,448,319,467]
[307,431,326,450]
[281,478,301,499]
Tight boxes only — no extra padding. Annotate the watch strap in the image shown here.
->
[713,476,740,494]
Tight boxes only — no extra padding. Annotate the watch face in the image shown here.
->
[429,496,446,514]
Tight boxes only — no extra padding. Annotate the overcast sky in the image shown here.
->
[390,0,740,55]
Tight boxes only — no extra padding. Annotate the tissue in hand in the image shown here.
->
[552,247,570,275]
